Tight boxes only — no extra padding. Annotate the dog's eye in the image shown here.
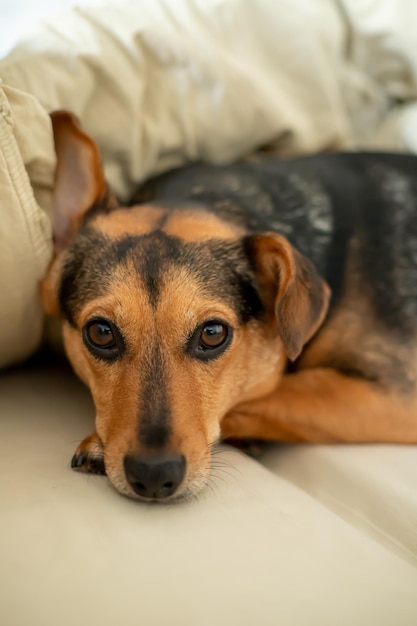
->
[200,323,227,349]
[187,319,232,362]
[87,321,114,347]
[82,318,124,361]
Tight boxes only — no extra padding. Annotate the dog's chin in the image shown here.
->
[105,465,211,505]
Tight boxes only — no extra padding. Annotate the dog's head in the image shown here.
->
[42,111,330,501]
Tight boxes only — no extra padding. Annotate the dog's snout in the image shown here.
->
[124,454,186,499]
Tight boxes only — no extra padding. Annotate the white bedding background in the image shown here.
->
[1,0,417,366]
[1,0,77,57]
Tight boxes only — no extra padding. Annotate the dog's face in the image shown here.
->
[42,112,329,502]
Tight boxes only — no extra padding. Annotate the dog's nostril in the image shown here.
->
[132,482,147,496]
[124,454,186,500]
[159,481,175,497]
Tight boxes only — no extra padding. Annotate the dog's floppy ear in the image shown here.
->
[50,110,109,249]
[41,111,114,317]
[247,233,331,361]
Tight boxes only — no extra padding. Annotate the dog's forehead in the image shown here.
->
[60,205,264,326]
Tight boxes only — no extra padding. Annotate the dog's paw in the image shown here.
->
[71,432,106,475]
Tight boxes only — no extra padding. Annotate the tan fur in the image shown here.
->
[92,205,246,241]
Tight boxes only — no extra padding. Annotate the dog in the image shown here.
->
[41,111,417,502]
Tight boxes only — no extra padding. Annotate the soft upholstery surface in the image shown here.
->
[1,363,417,626]
[261,444,417,566]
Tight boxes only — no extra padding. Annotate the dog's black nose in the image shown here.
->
[124,454,186,499]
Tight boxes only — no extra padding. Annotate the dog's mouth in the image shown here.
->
[128,485,204,506]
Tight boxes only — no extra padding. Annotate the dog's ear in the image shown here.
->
[50,110,109,249]
[246,233,331,361]
[41,111,113,317]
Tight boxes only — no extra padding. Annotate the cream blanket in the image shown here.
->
[1,0,417,367]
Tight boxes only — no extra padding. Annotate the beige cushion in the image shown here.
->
[261,443,417,565]
[1,363,417,625]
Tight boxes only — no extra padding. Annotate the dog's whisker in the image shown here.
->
[212,467,238,483]
[202,478,218,499]
[205,471,226,497]
[209,463,240,486]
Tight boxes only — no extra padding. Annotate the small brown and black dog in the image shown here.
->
[41,111,417,502]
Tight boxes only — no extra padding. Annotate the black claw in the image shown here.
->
[71,452,88,468]
[71,451,106,474]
